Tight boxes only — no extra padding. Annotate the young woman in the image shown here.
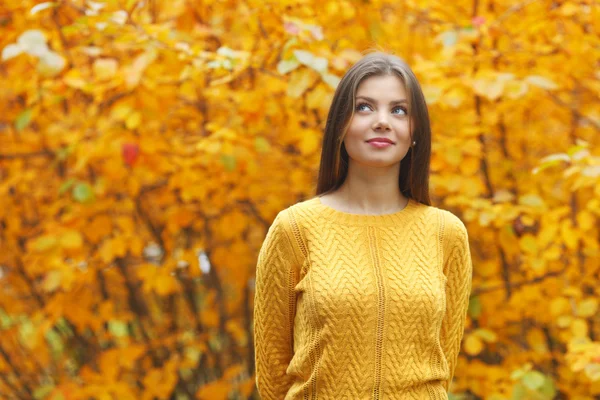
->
[254,51,473,399]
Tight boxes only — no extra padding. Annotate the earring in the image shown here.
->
[412,141,416,146]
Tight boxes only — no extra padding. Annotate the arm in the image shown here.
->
[440,213,473,393]
[253,209,302,399]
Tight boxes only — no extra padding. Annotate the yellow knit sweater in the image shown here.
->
[253,196,473,399]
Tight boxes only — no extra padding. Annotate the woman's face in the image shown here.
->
[343,74,413,169]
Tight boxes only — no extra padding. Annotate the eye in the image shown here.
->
[392,106,407,115]
[356,102,371,112]
[355,102,407,115]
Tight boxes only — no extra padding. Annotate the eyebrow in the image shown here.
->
[356,96,407,105]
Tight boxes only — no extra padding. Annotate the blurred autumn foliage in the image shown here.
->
[1,0,600,399]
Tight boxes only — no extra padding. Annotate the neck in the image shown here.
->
[337,162,407,214]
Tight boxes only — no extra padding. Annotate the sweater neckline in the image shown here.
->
[308,195,420,226]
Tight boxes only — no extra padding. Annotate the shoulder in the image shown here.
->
[432,208,470,270]
[280,196,321,226]
[422,203,468,237]
[267,197,316,236]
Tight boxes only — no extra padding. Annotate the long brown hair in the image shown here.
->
[315,51,432,206]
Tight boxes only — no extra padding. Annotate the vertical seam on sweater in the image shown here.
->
[431,211,447,387]
[368,226,385,400]
[288,208,320,400]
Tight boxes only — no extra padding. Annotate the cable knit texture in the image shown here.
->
[253,196,473,399]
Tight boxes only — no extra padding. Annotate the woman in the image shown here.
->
[253,51,473,399]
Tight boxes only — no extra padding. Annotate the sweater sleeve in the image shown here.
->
[440,213,473,393]
[253,209,302,399]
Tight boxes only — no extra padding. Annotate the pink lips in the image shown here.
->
[366,138,394,148]
[368,141,393,148]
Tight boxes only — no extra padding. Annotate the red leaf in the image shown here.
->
[472,16,485,27]
[122,143,139,166]
[284,21,300,35]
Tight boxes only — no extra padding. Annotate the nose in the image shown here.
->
[373,111,391,131]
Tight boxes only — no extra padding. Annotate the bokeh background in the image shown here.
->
[1,0,599,399]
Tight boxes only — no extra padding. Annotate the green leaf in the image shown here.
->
[522,370,545,390]
[0,308,13,329]
[15,109,33,131]
[45,328,64,354]
[33,384,55,400]
[56,144,75,161]
[72,182,94,203]
[510,367,526,381]
[539,376,557,397]
[221,154,236,171]
[474,328,497,342]
[468,295,481,319]
[511,382,526,400]
[277,58,300,75]
[108,320,129,337]
[18,318,35,348]
[59,178,76,195]
[254,136,270,153]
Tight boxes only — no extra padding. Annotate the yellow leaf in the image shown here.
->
[442,86,466,108]
[93,58,118,81]
[85,215,113,244]
[560,219,579,250]
[38,51,66,77]
[31,234,58,252]
[519,234,538,254]
[526,328,549,354]
[518,194,545,208]
[154,274,179,296]
[459,156,479,176]
[287,69,314,98]
[60,230,83,249]
[576,298,598,318]
[42,270,62,292]
[124,49,157,89]
[196,379,231,400]
[571,318,588,338]
[474,328,498,343]
[576,210,595,231]
[492,190,515,203]
[125,112,142,130]
[422,85,442,104]
[222,363,245,380]
[504,80,528,99]
[111,104,133,121]
[473,78,504,100]
[306,84,332,110]
[530,258,546,272]
[586,364,600,381]
[525,75,558,90]
[542,245,561,261]
[298,129,320,155]
[445,146,462,166]
[99,238,127,263]
[557,315,572,328]
[464,334,484,355]
[550,297,571,317]
[559,3,579,16]
[63,69,87,89]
